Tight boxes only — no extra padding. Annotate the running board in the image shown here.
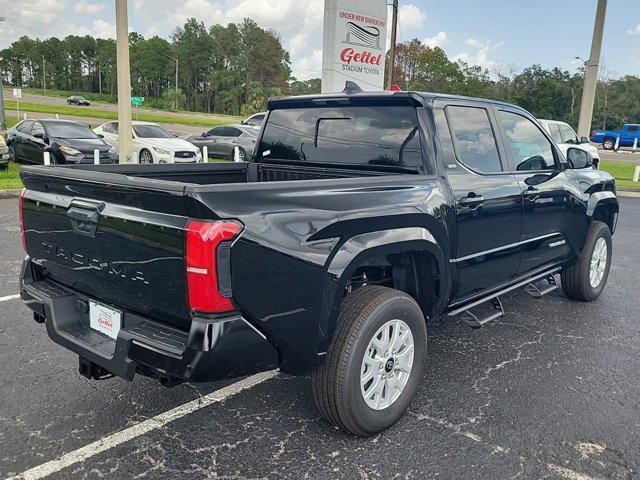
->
[447,267,561,318]
[524,275,558,298]
[461,297,504,329]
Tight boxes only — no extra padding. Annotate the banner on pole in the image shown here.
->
[322,0,388,93]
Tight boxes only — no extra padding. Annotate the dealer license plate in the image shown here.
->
[89,302,122,339]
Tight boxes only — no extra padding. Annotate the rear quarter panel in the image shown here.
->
[186,175,452,374]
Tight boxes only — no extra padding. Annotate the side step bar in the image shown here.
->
[461,297,504,329]
[447,268,561,328]
[524,275,558,298]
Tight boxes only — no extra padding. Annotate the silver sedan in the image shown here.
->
[185,124,259,161]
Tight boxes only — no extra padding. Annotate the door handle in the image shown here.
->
[458,194,485,210]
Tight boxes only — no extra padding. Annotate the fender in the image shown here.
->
[315,227,449,355]
[586,191,618,218]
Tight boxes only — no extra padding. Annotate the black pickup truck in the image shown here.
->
[19,89,618,436]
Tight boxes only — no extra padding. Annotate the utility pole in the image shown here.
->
[42,54,46,95]
[168,55,179,110]
[577,0,607,138]
[115,0,133,163]
[0,17,5,131]
[385,0,398,90]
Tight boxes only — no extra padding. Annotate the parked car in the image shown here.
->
[240,112,266,127]
[19,90,618,437]
[67,96,90,106]
[538,119,599,164]
[0,134,9,170]
[591,123,640,150]
[94,121,202,164]
[185,124,259,161]
[6,119,118,164]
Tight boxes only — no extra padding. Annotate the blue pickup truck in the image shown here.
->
[591,124,640,150]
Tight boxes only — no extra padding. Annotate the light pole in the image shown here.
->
[168,55,179,110]
[577,0,607,138]
[42,54,46,95]
[0,17,5,130]
[386,0,398,90]
[115,0,133,163]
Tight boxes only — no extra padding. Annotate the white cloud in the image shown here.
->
[424,31,448,49]
[397,4,426,34]
[627,24,640,35]
[92,19,115,39]
[295,49,323,80]
[455,37,504,72]
[73,1,105,14]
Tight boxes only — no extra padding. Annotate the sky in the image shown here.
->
[0,0,638,80]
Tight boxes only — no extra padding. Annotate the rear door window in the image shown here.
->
[258,105,423,171]
[445,106,502,173]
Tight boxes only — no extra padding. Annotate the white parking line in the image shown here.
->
[6,370,278,480]
[0,294,20,302]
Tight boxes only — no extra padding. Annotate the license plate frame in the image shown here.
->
[89,301,122,340]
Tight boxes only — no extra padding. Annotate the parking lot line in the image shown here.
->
[0,294,20,302]
[6,370,279,480]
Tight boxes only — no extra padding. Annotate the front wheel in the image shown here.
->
[312,286,427,436]
[139,149,154,164]
[561,221,612,301]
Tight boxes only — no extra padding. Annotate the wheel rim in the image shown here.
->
[604,140,613,149]
[238,148,246,161]
[360,319,414,410]
[140,150,153,164]
[589,237,608,288]
[8,146,15,162]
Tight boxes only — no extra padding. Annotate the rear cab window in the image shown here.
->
[257,105,424,172]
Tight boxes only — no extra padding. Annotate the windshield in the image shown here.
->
[133,125,173,138]
[45,122,99,139]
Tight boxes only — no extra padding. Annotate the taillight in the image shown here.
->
[185,219,242,313]
[19,188,27,253]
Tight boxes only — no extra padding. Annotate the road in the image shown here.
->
[1,197,639,479]
[3,89,240,123]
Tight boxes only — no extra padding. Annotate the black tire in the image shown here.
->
[8,145,17,163]
[602,138,615,150]
[139,149,154,164]
[237,147,247,162]
[561,221,612,302]
[312,286,427,436]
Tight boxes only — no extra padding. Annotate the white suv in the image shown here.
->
[538,119,599,163]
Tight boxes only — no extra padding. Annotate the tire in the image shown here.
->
[237,147,247,162]
[561,221,612,302]
[312,286,427,436]
[8,145,17,163]
[602,138,615,150]
[139,149,154,164]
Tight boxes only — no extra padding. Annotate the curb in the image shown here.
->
[618,190,640,198]
[0,189,21,199]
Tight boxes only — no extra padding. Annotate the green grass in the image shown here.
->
[0,162,22,190]
[599,161,640,188]
[3,100,235,128]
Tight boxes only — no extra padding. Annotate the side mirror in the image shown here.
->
[580,136,590,144]
[34,132,44,140]
[566,147,594,169]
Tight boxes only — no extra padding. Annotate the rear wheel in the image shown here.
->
[8,145,16,163]
[139,149,154,164]
[602,138,615,150]
[561,221,612,301]
[312,286,427,436]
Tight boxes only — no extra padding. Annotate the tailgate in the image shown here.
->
[20,166,194,330]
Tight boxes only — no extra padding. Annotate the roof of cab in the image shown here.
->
[268,88,525,113]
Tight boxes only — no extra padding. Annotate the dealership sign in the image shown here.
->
[321,0,388,93]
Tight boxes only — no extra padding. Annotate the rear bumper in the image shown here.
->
[20,259,278,383]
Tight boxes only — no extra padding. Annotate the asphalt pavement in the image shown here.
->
[1,197,639,479]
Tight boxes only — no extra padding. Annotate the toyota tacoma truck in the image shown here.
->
[19,88,619,436]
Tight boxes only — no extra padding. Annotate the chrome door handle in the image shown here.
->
[459,194,485,205]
